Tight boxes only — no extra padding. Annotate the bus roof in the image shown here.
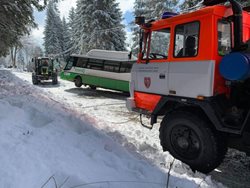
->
[71,49,137,62]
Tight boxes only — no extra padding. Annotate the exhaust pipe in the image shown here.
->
[229,0,244,51]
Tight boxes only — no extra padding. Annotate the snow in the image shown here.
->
[0,69,249,188]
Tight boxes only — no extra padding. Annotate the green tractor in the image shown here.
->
[32,57,58,85]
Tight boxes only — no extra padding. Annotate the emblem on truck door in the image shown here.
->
[144,77,151,88]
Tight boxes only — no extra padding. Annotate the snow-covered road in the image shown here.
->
[1,69,249,187]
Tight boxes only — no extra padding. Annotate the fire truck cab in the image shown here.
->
[127,0,250,173]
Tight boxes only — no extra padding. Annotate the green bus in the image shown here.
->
[60,49,136,92]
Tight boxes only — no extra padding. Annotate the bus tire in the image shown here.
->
[159,111,226,173]
[89,85,96,90]
[75,76,82,87]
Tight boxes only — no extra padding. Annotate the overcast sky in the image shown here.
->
[32,0,135,49]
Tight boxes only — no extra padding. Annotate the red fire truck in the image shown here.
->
[127,0,250,173]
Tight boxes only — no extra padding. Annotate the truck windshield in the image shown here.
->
[218,20,231,56]
[143,28,170,60]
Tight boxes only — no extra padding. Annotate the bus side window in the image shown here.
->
[76,58,88,68]
[104,60,120,72]
[120,62,131,73]
[88,59,104,70]
[104,61,113,72]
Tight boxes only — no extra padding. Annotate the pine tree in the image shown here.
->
[130,0,148,55]
[239,0,250,6]
[180,0,202,10]
[148,0,179,19]
[0,0,47,57]
[130,0,179,55]
[67,7,76,53]
[73,0,126,53]
[43,1,64,56]
[73,0,89,53]
[62,17,71,57]
[106,0,126,51]
[181,0,249,10]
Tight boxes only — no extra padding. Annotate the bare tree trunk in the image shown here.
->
[10,46,18,68]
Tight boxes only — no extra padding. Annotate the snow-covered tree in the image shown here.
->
[130,0,179,55]
[181,0,249,10]
[62,17,72,57]
[239,0,250,6]
[72,0,88,53]
[180,0,202,10]
[43,1,64,56]
[73,0,126,53]
[67,8,76,53]
[148,0,179,19]
[0,0,47,57]
[129,0,148,55]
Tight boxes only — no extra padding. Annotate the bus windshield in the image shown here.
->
[64,57,75,70]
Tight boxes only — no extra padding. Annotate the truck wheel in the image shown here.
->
[74,76,82,87]
[159,111,227,173]
[32,74,38,85]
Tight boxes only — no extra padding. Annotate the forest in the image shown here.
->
[0,0,249,69]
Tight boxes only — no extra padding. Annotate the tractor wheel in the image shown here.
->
[52,74,58,85]
[159,111,227,173]
[74,76,82,88]
[32,74,38,85]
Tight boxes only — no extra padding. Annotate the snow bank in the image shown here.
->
[7,69,248,188]
[0,70,166,188]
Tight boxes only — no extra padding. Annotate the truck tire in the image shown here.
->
[74,76,82,88]
[52,74,58,85]
[159,111,227,173]
[32,74,38,85]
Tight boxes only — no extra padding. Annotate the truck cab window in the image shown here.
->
[218,20,231,56]
[175,22,199,58]
[148,28,170,59]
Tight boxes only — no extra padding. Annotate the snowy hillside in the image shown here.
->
[0,69,249,188]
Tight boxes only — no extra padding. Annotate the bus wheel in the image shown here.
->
[89,85,96,90]
[75,76,82,87]
[159,111,226,173]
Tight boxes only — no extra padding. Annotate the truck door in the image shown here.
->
[132,28,171,96]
